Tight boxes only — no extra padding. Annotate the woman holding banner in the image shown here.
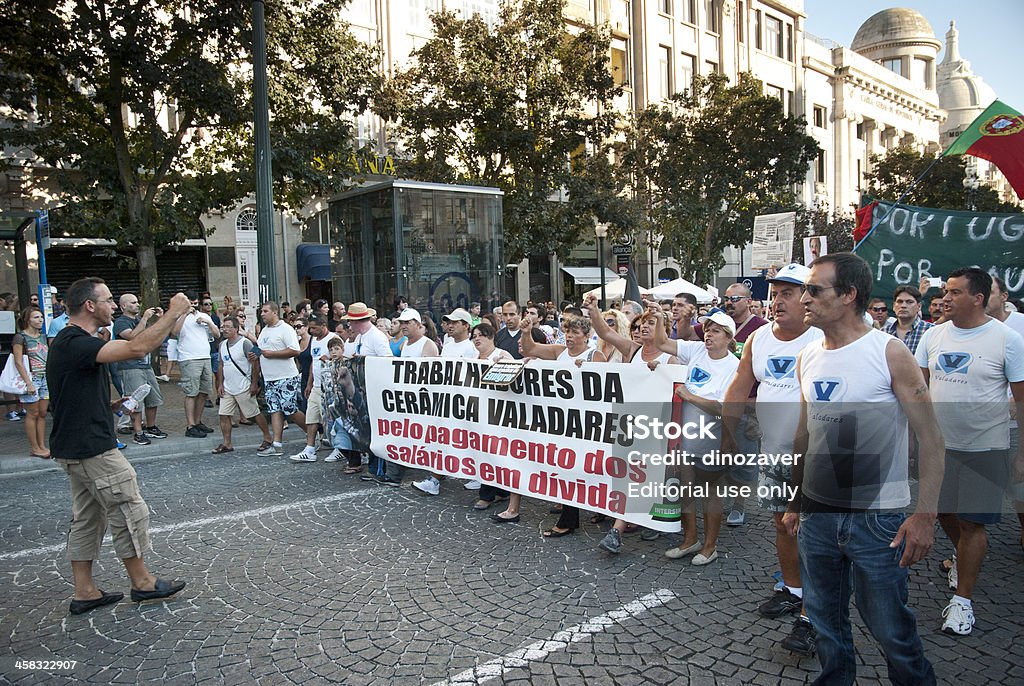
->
[489,313,606,534]
[653,310,740,565]
[584,296,681,552]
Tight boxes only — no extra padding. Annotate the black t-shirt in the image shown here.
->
[494,327,547,360]
[47,325,116,459]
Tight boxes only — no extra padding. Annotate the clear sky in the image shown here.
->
[804,1,1023,110]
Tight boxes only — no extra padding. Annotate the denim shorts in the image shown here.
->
[19,374,48,403]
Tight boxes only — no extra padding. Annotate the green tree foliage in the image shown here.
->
[378,0,634,261]
[791,205,854,265]
[864,146,1019,213]
[622,73,820,284]
[0,0,375,304]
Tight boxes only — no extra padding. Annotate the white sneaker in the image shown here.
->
[463,479,482,490]
[324,449,343,463]
[726,510,745,526]
[413,476,440,496]
[289,449,316,462]
[947,560,958,591]
[941,600,975,635]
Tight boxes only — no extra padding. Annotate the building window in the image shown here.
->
[707,0,719,33]
[658,45,672,100]
[882,58,902,76]
[236,206,257,235]
[706,60,719,75]
[737,1,744,42]
[856,122,866,140]
[611,40,630,87]
[913,57,930,87]
[815,152,826,184]
[813,105,827,129]
[680,52,696,92]
[660,0,672,15]
[786,23,793,61]
[680,0,696,24]
[755,10,762,49]
[856,159,862,190]
[766,84,784,102]
[765,15,783,57]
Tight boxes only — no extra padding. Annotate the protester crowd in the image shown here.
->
[22,254,1024,685]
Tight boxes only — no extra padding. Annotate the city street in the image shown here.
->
[1,434,1023,685]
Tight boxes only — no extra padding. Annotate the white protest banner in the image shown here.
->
[365,357,693,532]
[751,212,796,269]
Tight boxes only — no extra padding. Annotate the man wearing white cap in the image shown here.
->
[440,309,477,359]
[720,263,824,656]
[413,308,479,495]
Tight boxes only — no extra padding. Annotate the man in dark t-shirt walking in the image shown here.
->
[48,277,191,615]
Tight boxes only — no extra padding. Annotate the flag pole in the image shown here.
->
[856,153,946,249]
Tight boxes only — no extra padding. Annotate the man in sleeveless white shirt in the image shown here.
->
[783,253,944,686]
[721,263,822,656]
[916,268,1024,636]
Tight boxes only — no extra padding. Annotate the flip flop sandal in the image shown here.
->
[30,453,52,460]
[211,445,234,454]
[542,528,575,538]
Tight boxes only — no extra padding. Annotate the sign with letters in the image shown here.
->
[854,199,1024,299]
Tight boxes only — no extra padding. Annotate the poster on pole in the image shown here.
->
[751,212,795,269]
[803,235,828,266]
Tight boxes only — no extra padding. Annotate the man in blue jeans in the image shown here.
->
[783,253,944,685]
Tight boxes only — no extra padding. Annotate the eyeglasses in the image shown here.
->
[869,307,888,313]
[88,297,116,305]
[201,302,212,307]
[722,295,748,303]
[605,319,617,326]
[800,284,838,298]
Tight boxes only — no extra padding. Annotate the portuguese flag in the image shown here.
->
[943,99,1024,198]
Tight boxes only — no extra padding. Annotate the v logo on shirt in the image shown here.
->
[812,378,844,402]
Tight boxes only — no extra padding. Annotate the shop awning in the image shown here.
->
[295,243,331,281]
[560,267,619,285]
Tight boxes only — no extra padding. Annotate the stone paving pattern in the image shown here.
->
[0,384,1022,684]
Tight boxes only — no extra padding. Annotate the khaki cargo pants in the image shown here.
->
[56,448,151,560]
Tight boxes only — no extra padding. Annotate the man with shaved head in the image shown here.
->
[113,293,168,445]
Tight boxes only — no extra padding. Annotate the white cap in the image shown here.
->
[397,308,422,322]
[442,308,473,325]
[769,263,811,286]
[698,311,737,337]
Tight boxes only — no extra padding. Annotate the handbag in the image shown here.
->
[0,354,29,395]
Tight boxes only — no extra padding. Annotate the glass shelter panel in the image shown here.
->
[328,181,503,323]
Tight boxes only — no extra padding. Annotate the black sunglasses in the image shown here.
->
[800,284,838,298]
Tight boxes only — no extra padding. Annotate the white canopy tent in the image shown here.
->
[646,278,715,303]
[582,278,650,302]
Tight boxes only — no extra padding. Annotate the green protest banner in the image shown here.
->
[854,198,1024,299]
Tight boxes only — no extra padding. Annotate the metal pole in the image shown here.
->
[598,234,607,310]
[252,0,278,303]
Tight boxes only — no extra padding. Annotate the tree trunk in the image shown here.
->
[136,242,161,309]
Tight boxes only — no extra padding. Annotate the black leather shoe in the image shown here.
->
[69,590,123,615]
[131,578,186,602]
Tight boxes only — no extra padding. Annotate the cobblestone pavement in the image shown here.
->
[1,447,1022,684]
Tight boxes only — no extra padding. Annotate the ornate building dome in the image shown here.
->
[852,8,940,53]
[936,20,997,137]
[851,8,940,90]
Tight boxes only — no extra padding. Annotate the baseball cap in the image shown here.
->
[396,308,421,322]
[442,308,473,325]
[698,310,737,337]
[769,263,811,286]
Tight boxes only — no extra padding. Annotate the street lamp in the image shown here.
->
[595,223,608,310]
[963,170,980,212]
